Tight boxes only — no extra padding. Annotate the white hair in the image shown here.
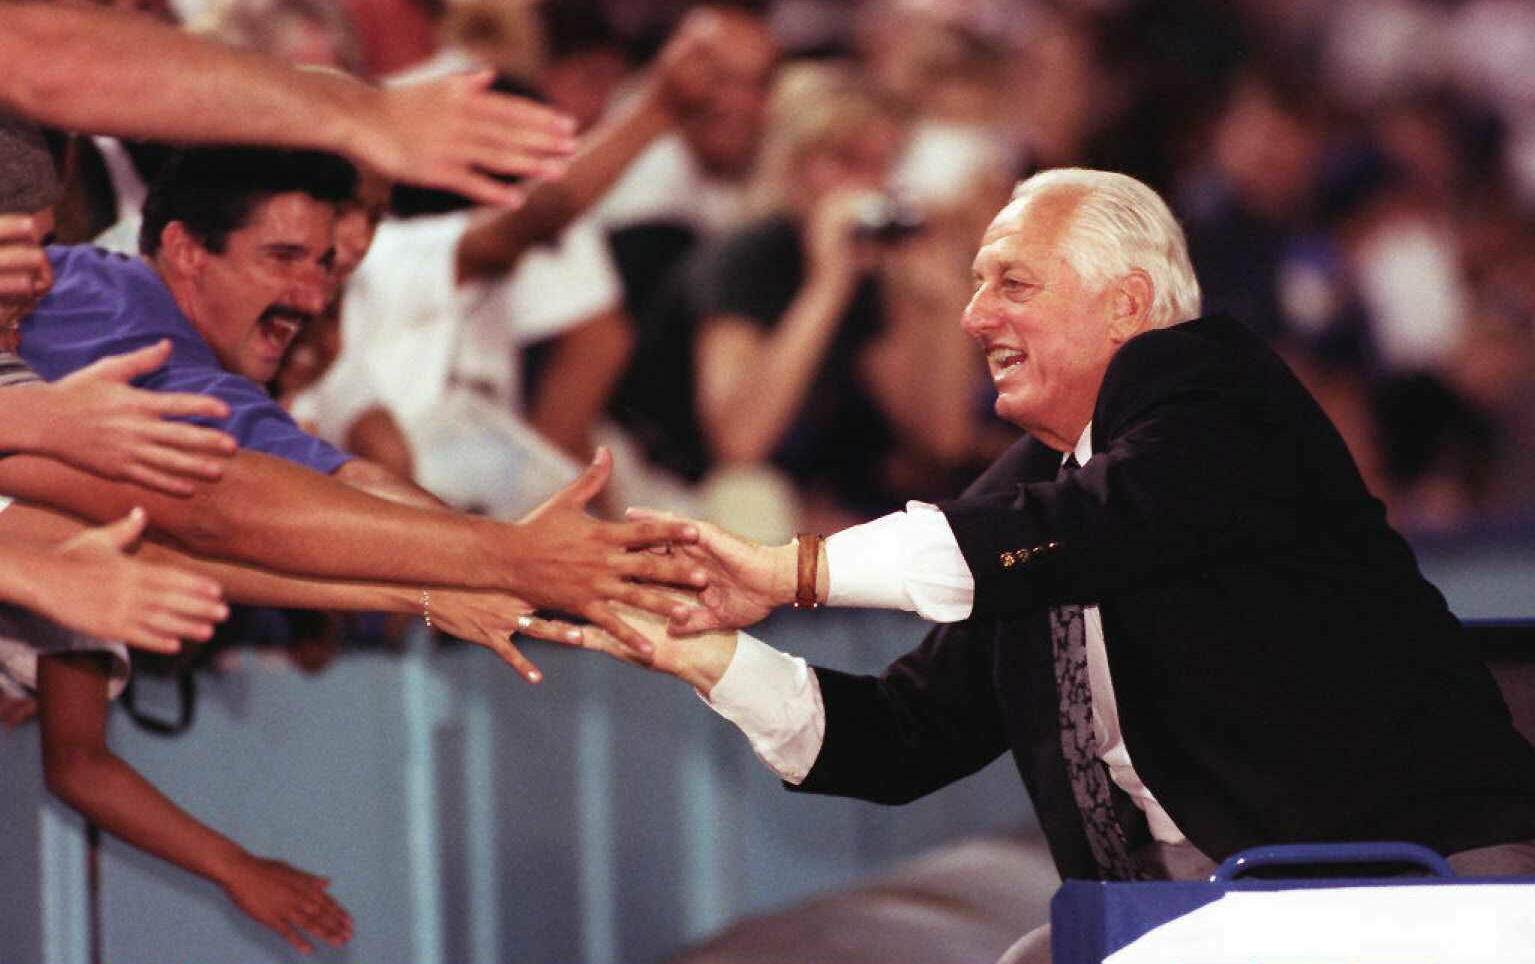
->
[1009,168,1202,328]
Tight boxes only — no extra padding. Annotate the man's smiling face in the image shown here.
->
[961,190,1123,451]
[179,191,337,383]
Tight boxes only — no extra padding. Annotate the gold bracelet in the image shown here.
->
[421,588,433,629]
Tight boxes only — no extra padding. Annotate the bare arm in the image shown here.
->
[0,447,704,652]
[38,654,352,954]
[862,224,987,464]
[453,7,752,280]
[0,507,225,652]
[331,456,443,509]
[695,192,870,464]
[527,308,634,463]
[0,4,576,206]
[342,406,415,481]
[454,63,675,281]
[1,341,237,497]
[2,500,582,683]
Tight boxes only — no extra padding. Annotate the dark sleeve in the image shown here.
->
[942,327,1323,616]
[792,617,1011,805]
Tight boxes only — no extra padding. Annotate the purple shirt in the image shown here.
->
[21,245,351,475]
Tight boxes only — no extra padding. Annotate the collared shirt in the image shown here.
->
[704,426,1187,843]
[21,245,350,474]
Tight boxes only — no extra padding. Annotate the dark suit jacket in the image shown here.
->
[794,315,1535,880]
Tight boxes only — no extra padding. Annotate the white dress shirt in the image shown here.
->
[704,427,1188,843]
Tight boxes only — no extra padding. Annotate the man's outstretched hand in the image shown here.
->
[12,340,237,496]
[624,509,797,634]
[578,595,738,694]
[425,587,590,685]
[356,71,578,209]
[41,507,228,652]
[501,449,707,658]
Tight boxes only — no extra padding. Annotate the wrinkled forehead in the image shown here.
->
[974,190,1083,272]
[984,189,1082,244]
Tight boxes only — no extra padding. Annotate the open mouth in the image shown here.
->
[986,346,1027,379]
[257,308,310,354]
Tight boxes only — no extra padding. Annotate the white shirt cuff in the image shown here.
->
[701,630,825,785]
[825,501,974,623]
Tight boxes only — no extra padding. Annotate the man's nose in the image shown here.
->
[961,289,996,338]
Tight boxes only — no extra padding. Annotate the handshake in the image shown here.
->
[525,510,821,694]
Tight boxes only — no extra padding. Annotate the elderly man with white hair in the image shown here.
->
[592,168,1535,962]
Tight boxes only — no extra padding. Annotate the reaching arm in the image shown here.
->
[454,77,672,281]
[342,406,415,482]
[453,6,754,279]
[38,653,352,954]
[0,446,704,653]
[331,456,443,509]
[695,192,870,464]
[2,341,237,497]
[527,308,634,463]
[1,500,580,682]
[0,3,576,207]
[0,506,226,653]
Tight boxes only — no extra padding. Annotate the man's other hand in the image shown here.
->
[19,340,237,496]
[356,71,578,209]
[626,509,795,634]
[42,507,228,652]
[581,596,738,694]
[426,587,590,685]
[501,448,706,658]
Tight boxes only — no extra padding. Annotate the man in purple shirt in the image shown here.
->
[23,150,355,479]
[8,145,702,654]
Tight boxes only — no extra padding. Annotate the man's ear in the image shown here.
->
[1109,269,1154,342]
[157,222,208,279]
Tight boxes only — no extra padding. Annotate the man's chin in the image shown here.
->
[993,395,1036,431]
[240,360,282,385]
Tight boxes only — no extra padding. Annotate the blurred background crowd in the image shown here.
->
[8,1,1535,959]
[43,0,1535,668]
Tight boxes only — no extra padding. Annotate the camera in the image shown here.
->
[851,194,926,244]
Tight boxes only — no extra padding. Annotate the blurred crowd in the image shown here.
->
[10,0,1535,680]
[6,0,1535,950]
[30,0,1535,669]
[65,0,1534,540]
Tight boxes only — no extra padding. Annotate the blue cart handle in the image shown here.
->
[1210,842,1455,881]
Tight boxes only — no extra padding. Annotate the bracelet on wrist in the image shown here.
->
[793,533,822,610]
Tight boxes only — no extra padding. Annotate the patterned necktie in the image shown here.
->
[1050,454,1144,880]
